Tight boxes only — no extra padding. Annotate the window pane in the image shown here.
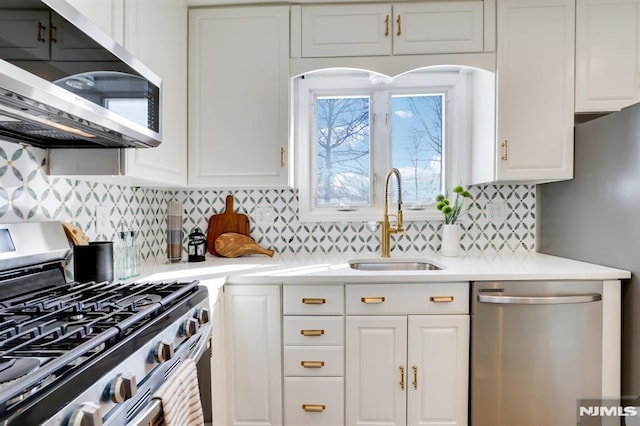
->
[315,96,371,206]
[391,94,443,205]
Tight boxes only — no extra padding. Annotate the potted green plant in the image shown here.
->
[436,186,472,256]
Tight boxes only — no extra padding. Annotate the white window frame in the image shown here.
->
[294,68,472,223]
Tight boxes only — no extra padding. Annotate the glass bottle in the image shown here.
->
[130,230,141,277]
[115,231,128,280]
[123,231,132,279]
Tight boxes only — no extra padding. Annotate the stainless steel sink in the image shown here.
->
[349,260,442,271]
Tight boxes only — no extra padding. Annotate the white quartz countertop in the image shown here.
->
[136,252,630,288]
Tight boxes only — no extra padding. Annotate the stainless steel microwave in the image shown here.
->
[0,0,162,149]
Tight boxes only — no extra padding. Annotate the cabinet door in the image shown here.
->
[122,0,188,186]
[301,4,392,57]
[64,0,124,44]
[575,0,640,112]
[496,0,575,182]
[407,316,469,426]
[224,285,282,426]
[0,11,50,60]
[189,6,290,187]
[346,316,407,426]
[393,1,483,55]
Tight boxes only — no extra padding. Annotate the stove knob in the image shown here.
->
[68,401,102,426]
[154,340,174,363]
[183,318,199,337]
[110,373,137,403]
[197,308,210,324]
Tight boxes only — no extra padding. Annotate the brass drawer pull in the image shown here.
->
[430,296,454,303]
[302,404,326,412]
[301,360,325,368]
[361,296,385,304]
[301,329,324,336]
[302,298,326,305]
[399,366,405,390]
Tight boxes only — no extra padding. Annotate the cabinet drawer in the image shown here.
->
[283,285,344,315]
[346,283,469,315]
[284,346,344,377]
[283,316,344,346]
[284,377,344,426]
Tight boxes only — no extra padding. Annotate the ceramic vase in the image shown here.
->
[441,223,460,257]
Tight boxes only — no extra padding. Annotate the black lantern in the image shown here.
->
[187,227,206,262]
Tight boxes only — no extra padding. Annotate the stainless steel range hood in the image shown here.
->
[0,0,162,149]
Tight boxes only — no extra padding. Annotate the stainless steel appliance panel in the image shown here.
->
[471,280,603,426]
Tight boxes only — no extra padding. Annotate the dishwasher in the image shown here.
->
[471,280,603,426]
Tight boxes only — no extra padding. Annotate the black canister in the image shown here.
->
[73,241,114,283]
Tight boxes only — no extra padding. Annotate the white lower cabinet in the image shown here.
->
[283,284,345,426]
[226,283,468,426]
[223,285,282,426]
[285,377,345,426]
[346,316,469,426]
[346,316,408,426]
[345,283,469,426]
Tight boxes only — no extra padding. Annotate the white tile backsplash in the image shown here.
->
[0,141,536,263]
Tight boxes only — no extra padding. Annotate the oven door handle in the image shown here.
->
[130,325,212,426]
[129,399,162,426]
[190,324,212,363]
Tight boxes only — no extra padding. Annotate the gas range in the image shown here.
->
[0,222,212,425]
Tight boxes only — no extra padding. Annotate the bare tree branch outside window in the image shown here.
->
[316,96,370,204]
[392,94,444,204]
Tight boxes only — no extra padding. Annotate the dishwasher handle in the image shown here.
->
[477,293,601,305]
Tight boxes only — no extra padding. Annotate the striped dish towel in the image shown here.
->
[152,358,205,426]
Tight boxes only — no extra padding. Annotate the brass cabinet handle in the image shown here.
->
[501,140,508,161]
[361,296,385,304]
[302,404,326,412]
[384,14,390,36]
[302,298,326,305]
[301,329,324,336]
[301,360,325,368]
[399,366,405,390]
[280,147,286,167]
[430,296,454,303]
[412,365,418,390]
[396,15,401,36]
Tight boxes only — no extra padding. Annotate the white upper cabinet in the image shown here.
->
[575,0,640,113]
[54,0,188,187]
[473,0,575,184]
[188,6,290,188]
[121,0,188,187]
[300,2,484,58]
[64,0,124,44]
[301,4,392,57]
[393,2,484,55]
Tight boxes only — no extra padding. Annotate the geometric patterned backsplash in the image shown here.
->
[0,141,536,264]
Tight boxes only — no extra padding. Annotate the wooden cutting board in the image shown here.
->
[207,195,251,256]
[215,233,274,258]
[62,222,89,246]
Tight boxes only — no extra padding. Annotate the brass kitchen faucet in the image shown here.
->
[381,168,403,257]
